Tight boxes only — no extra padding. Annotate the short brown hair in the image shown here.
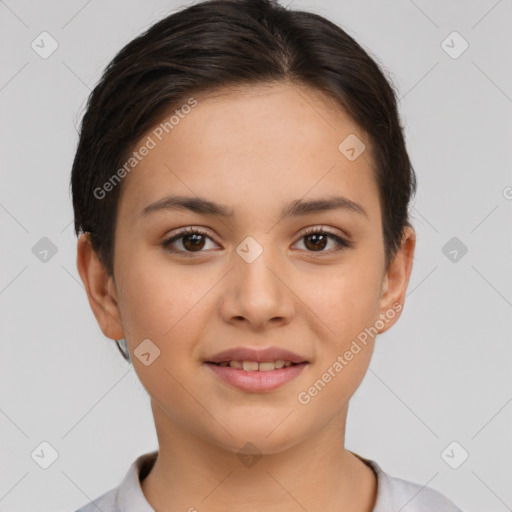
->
[71,0,416,276]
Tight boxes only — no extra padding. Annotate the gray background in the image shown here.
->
[1,1,511,511]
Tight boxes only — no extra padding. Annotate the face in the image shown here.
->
[78,82,415,455]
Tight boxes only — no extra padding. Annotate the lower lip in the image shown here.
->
[205,363,308,392]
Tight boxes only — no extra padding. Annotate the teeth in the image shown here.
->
[219,360,296,371]
[242,361,259,371]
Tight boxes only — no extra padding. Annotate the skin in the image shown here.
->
[77,81,415,512]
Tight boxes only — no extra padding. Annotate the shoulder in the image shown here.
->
[74,487,117,512]
[360,456,463,512]
[73,451,158,512]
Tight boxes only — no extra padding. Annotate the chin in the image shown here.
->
[209,423,306,456]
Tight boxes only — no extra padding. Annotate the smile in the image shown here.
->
[211,360,298,371]
[205,361,309,392]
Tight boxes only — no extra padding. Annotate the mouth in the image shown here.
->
[204,359,309,392]
[206,346,309,366]
[204,346,310,392]
[206,360,305,371]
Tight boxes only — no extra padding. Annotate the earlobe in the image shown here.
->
[76,233,125,340]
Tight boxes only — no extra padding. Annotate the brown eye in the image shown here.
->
[182,233,206,251]
[294,228,351,254]
[304,233,328,251]
[162,228,218,253]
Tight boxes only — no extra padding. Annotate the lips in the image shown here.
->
[206,346,308,365]
[204,347,310,392]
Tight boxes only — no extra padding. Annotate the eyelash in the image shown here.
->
[161,226,352,256]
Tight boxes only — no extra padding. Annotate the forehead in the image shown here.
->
[117,82,379,224]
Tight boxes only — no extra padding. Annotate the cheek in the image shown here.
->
[293,260,381,399]
[297,258,383,338]
[292,269,379,419]
[117,270,169,337]
[116,258,207,405]
[116,249,208,338]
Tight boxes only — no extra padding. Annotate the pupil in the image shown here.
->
[305,234,327,251]
[184,234,205,251]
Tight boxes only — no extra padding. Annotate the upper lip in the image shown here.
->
[206,347,309,364]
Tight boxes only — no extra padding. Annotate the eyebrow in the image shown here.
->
[141,194,368,220]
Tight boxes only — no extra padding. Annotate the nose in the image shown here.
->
[219,251,295,331]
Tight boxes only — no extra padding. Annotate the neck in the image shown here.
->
[141,400,377,512]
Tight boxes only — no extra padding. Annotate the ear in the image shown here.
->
[376,226,416,334]
[76,233,125,340]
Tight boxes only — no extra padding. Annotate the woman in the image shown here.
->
[71,0,462,510]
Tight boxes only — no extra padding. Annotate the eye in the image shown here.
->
[161,226,352,255]
[293,227,352,253]
[161,227,219,253]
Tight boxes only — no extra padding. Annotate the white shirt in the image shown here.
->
[74,451,463,511]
